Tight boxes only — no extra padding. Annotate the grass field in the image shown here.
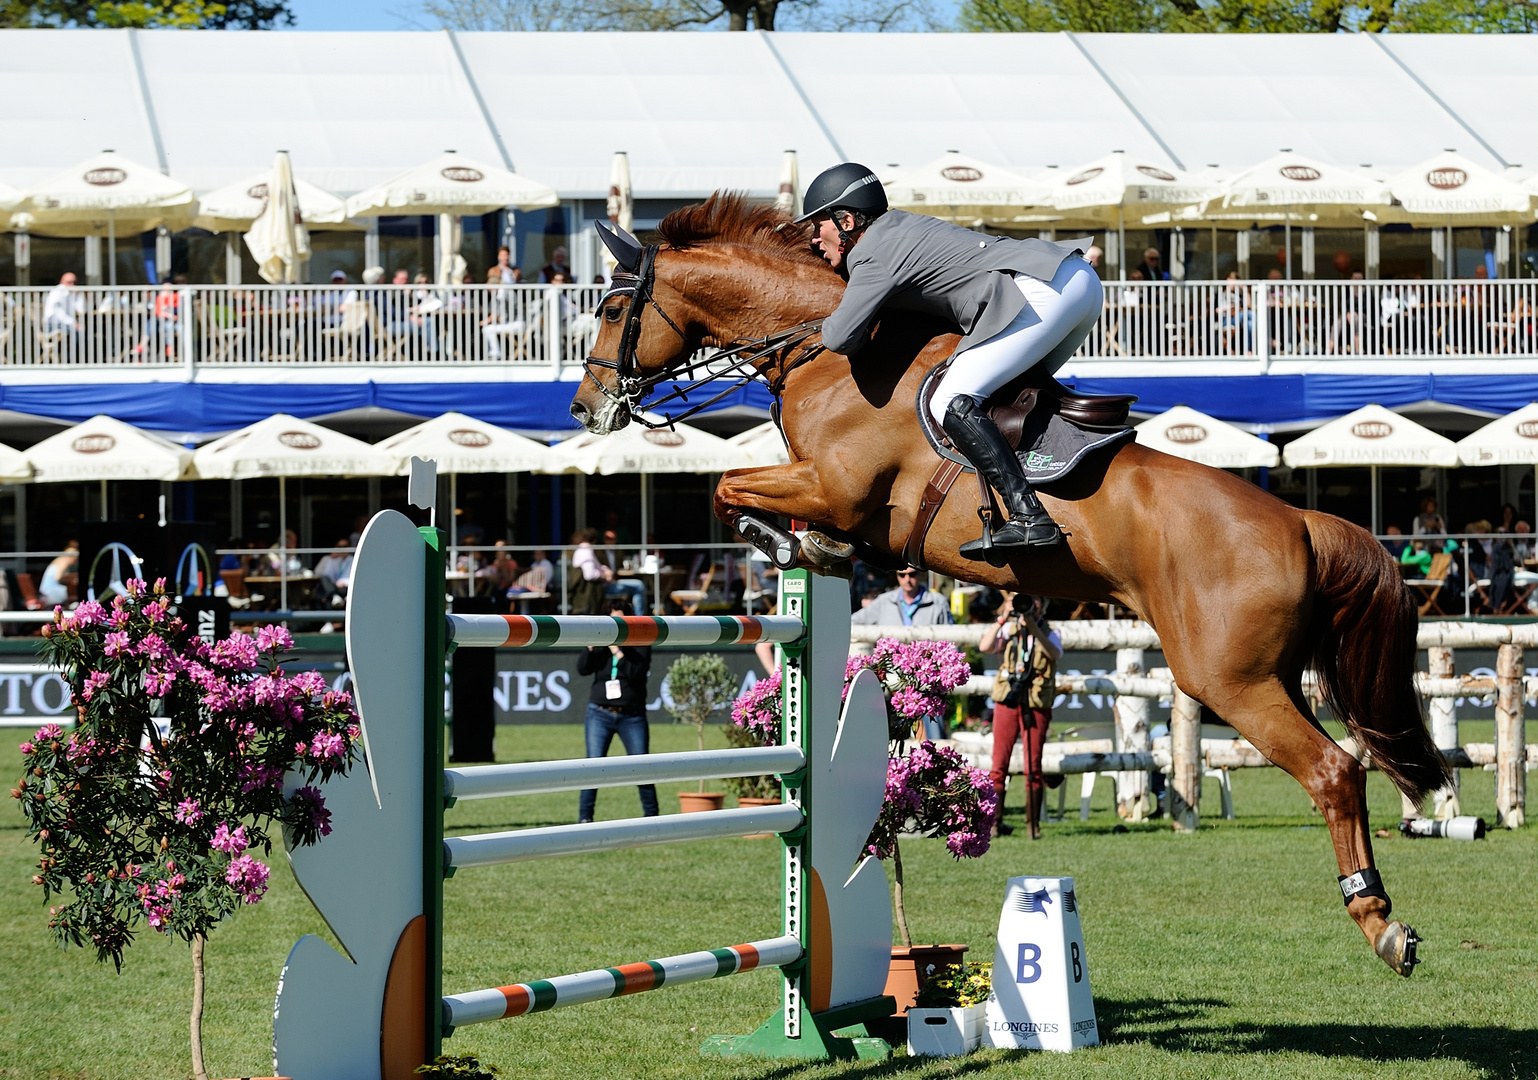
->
[0,721,1533,1080]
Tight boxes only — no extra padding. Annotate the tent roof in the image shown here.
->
[1455,403,1538,466]
[552,415,755,474]
[1134,406,1278,469]
[192,413,395,479]
[0,30,1530,200]
[27,414,192,482]
[377,411,557,475]
[1281,404,1459,468]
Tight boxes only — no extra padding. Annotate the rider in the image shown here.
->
[797,162,1104,558]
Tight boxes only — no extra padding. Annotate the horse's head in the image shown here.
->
[569,221,701,435]
[569,195,835,435]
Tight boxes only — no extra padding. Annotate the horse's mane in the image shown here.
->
[656,193,830,269]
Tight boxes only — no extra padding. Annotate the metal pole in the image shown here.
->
[1371,466,1378,536]
[99,479,108,522]
[108,213,116,289]
[279,475,288,612]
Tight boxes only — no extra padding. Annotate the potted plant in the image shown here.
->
[728,671,783,810]
[729,638,992,1014]
[907,961,992,1058]
[665,653,738,812]
[16,581,360,1080]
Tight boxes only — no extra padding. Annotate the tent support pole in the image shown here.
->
[100,479,108,522]
[108,213,116,289]
[450,471,458,584]
[640,471,651,614]
[1371,466,1378,536]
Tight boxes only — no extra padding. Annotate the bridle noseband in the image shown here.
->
[583,243,824,430]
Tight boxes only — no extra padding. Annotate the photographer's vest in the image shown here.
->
[996,627,1057,710]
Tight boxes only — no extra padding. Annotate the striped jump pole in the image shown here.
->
[274,504,896,1080]
[442,936,803,1029]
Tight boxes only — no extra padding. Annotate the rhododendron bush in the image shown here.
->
[731,637,994,946]
[16,579,359,1080]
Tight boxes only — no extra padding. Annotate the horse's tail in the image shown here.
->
[1302,511,1448,805]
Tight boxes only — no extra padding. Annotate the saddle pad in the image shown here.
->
[916,367,1135,485]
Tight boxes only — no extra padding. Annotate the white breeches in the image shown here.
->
[930,257,1104,424]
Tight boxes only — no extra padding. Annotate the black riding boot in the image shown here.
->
[942,396,1063,558]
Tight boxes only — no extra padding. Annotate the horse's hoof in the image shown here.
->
[1374,921,1421,976]
[800,531,854,567]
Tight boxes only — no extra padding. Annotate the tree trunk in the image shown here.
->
[753,0,777,29]
[191,932,209,1080]
[722,0,752,30]
[891,839,912,948]
[696,722,706,791]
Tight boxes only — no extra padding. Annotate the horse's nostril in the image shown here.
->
[570,402,588,421]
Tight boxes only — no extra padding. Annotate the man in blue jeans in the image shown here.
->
[575,597,658,822]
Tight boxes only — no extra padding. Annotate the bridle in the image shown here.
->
[583,243,825,430]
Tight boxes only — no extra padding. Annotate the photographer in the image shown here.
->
[979,593,1062,839]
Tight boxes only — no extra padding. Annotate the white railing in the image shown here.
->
[3,280,1537,370]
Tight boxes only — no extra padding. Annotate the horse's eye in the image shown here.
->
[604,306,622,322]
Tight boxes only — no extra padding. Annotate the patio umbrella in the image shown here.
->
[1384,152,1533,224]
[194,172,352,233]
[244,151,309,286]
[193,414,395,609]
[378,412,557,549]
[774,150,800,219]
[882,151,1052,227]
[27,415,193,523]
[346,151,559,286]
[0,441,31,483]
[1455,403,1538,509]
[601,151,633,278]
[726,420,791,466]
[552,414,756,555]
[12,151,197,286]
[0,180,19,229]
[1134,406,1278,469]
[1282,404,1458,534]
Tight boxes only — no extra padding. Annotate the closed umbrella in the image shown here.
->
[1134,406,1278,469]
[378,412,556,551]
[193,414,395,609]
[244,151,309,286]
[1282,404,1458,535]
[27,415,193,524]
[883,151,1052,227]
[346,152,559,287]
[774,150,800,218]
[195,172,352,233]
[13,151,197,286]
[602,151,633,278]
[727,420,791,466]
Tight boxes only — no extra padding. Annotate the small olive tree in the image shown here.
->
[665,653,739,791]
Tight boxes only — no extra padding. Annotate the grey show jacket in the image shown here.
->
[820,209,1091,359]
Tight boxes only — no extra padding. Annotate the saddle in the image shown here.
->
[901,364,1137,569]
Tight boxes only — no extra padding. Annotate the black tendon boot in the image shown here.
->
[942,396,1063,558]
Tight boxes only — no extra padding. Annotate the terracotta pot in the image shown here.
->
[882,944,970,1017]
[737,795,782,838]
[678,791,725,813]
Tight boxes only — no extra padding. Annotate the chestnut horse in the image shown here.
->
[569,195,1446,977]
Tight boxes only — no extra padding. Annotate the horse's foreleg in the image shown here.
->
[1214,680,1418,976]
[714,462,839,526]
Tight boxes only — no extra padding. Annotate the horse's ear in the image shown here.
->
[595,220,643,273]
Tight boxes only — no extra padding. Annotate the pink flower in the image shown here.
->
[211,822,248,854]
[174,799,201,825]
[292,670,327,697]
[237,760,284,793]
[17,741,32,754]
[143,668,176,698]
[102,631,131,657]
[291,785,333,837]
[70,599,107,628]
[80,671,109,702]
[225,855,270,903]
[33,724,63,742]
[136,634,171,660]
[255,625,294,653]
[309,731,347,761]
[125,579,146,598]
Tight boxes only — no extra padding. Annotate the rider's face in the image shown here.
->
[810,212,855,270]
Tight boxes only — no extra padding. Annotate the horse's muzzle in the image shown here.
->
[570,396,628,435]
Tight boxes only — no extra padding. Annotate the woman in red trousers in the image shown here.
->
[980,593,1062,839]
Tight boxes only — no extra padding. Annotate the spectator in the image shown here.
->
[569,528,609,614]
[574,596,658,823]
[601,527,645,615]
[1498,503,1518,535]
[218,537,248,574]
[1084,245,1103,273]
[264,530,304,576]
[528,548,554,579]
[1381,524,1407,557]
[979,592,1061,839]
[1490,530,1517,613]
[478,539,521,597]
[853,566,952,738]
[314,538,354,609]
[1515,520,1534,562]
[539,246,572,284]
[491,245,519,284]
[1134,247,1168,281]
[1399,539,1432,577]
[1413,497,1445,536]
[43,272,83,335]
[38,540,78,608]
[481,265,525,360]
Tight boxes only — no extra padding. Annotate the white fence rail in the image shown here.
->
[2,280,1536,370]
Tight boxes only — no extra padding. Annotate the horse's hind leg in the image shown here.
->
[1213,679,1420,977]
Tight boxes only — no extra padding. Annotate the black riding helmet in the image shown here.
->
[794,162,888,224]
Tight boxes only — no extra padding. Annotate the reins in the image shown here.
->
[583,243,825,430]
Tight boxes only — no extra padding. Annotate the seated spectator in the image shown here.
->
[491,246,521,284]
[1515,520,1534,562]
[1413,497,1445,536]
[263,530,304,576]
[1381,524,1407,558]
[539,246,572,283]
[218,537,248,573]
[38,540,78,608]
[570,528,609,614]
[43,272,83,334]
[601,527,645,615]
[478,539,521,593]
[1134,247,1168,281]
[314,538,354,609]
[1400,539,1432,577]
[481,265,525,360]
